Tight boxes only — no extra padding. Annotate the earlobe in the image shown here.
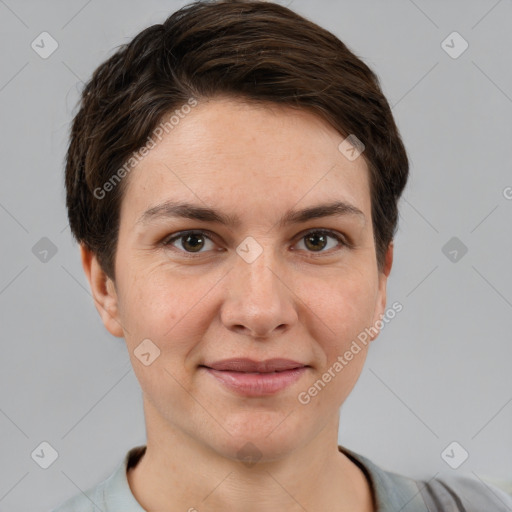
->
[79,244,124,338]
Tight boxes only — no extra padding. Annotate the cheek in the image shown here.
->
[118,269,217,375]
[120,274,199,413]
[301,283,374,409]
[299,269,377,352]
[119,268,191,335]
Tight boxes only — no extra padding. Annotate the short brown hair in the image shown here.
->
[65,0,409,280]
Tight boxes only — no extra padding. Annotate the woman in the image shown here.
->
[52,1,512,510]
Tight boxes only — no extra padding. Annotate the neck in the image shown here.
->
[127,400,374,512]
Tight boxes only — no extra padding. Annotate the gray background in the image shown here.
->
[0,0,511,510]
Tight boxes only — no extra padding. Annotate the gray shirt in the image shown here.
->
[50,445,512,511]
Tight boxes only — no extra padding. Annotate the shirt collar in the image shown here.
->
[103,444,428,512]
[339,445,429,512]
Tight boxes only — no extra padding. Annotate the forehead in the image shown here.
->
[120,97,371,226]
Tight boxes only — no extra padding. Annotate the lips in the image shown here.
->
[200,358,309,397]
[202,358,307,373]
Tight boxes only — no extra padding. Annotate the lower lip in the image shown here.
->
[202,367,308,396]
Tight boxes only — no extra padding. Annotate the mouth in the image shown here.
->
[199,358,310,396]
[201,358,308,373]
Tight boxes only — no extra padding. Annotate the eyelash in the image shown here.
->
[161,229,350,258]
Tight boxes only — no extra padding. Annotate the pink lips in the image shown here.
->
[201,358,309,397]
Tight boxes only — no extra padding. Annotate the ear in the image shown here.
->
[80,244,124,338]
[369,241,394,341]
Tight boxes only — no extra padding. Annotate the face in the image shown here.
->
[85,97,392,462]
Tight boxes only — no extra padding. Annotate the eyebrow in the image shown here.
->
[136,199,365,228]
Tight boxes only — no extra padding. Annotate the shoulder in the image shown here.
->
[49,446,146,512]
[48,457,118,512]
[49,483,103,512]
[419,474,512,512]
[339,445,512,512]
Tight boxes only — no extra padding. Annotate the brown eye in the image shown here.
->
[304,232,328,251]
[295,230,346,254]
[180,233,206,252]
[163,231,216,254]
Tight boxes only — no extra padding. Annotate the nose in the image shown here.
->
[220,243,298,340]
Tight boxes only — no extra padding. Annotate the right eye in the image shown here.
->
[162,230,218,256]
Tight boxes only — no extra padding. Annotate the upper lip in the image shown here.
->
[202,358,308,373]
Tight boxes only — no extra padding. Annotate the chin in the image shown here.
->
[206,414,305,464]
[213,437,297,466]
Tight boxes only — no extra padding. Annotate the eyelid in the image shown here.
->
[160,229,219,254]
[161,228,351,256]
[295,228,351,250]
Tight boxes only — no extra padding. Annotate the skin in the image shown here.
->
[81,96,393,512]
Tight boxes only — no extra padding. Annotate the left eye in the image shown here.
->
[162,229,347,255]
[294,230,346,253]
